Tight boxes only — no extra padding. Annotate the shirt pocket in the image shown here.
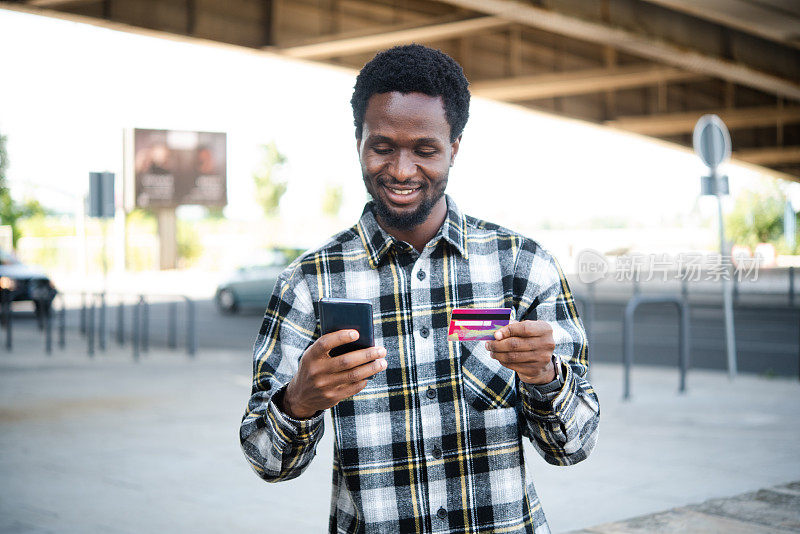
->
[460,340,517,411]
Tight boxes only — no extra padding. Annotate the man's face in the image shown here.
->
[357,92,460,231]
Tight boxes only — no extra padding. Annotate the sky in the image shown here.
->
[0,7,782,247]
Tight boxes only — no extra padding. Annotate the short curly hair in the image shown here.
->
[351,44,470,142]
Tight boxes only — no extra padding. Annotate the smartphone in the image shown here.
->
[319,298,375,357]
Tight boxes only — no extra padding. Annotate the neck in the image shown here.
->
[377,197,448,253]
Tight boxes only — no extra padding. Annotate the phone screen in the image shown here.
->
[319,298,375,357]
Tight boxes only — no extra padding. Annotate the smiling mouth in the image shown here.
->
[388,187,420,196]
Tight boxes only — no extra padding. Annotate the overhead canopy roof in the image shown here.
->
[5,0,800,181]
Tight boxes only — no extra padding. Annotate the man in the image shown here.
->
[240,44,599,534]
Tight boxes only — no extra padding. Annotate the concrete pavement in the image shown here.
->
[1,321,799,533]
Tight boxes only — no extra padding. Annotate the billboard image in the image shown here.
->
[133,128,227,208]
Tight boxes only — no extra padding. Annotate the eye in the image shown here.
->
[416,148,437,157]
[372,146,393,155]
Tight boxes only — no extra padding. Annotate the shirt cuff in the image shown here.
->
[519,359,570,415]
[266,386,324,448]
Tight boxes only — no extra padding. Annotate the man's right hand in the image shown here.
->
[281,330,387,419]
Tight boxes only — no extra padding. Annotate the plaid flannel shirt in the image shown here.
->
[240,196,600,533]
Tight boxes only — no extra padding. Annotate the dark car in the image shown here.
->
[0,248,57,325]
[214,248,304,314]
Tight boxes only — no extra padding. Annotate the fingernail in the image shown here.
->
[379,358,387,370]
[484,341,489,350]
[495,331,503,340]
[378,347,387,356]
[350,331,359,340]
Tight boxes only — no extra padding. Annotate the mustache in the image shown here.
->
[377,177,425,189]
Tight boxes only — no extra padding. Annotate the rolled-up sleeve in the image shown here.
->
[513,240,600,466]
[239,265,325,482]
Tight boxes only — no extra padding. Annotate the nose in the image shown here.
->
[389,149,416,181]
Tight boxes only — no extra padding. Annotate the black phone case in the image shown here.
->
[319,298,375,357]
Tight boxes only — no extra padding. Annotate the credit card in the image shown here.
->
[447,308,512,341]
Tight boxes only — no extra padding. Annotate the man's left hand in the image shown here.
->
[485,320,557,385]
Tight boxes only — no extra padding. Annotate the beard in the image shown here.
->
[365,173,448,231]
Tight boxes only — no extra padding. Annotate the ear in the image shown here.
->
[449,135,462,167]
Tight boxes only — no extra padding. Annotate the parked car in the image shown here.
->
[214,249,304,314]
[0,248,57,326]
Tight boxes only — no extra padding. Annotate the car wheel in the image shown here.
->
[216,288,238,314]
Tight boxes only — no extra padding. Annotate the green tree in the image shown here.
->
[0,132,50,247]
[253,142,288,218]
[726,181,798,253]
[321,183,343,218]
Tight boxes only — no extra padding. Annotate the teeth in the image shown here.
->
[390,188,417,195]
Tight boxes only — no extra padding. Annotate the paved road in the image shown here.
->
[569,481,800,533]
[2,323,799,533]
[30,291,800,378]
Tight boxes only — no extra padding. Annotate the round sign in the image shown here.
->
[693,114,731,169]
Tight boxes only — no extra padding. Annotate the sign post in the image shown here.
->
[693,114,737,380]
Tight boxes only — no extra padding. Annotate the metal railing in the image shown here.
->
[623,295,690,400]
[2,290,196,359]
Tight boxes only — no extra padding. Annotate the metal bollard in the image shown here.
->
[87,297,95,357]
[79,292,86,335]
[44,299,53,355]
[185,297,196,357]
[141,297,149,353]
[98,292,106,352]
[58,295,66,349]
[168,301,177,349]
[116,301,124,345]
[132,298,140,361]
[623,295,690,400]
[3,289,12,351]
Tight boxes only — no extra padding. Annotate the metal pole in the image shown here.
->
[87,297,95,357]
[58,295,66,349]
[678,300,690,393]
[790,266,795,307]
[98,292,106,352]
[3,289,11,351]
[132,298,140,361]
[186,297,196,357]
[116,301,124,345]
[79,292,86,335]
[168,301,177,349]
[623,299,634,401]
[141,296,149,353]
[45,299,52,355]
[716,182,737,380]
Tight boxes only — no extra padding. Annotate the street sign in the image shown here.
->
[693,114,731,169]
[88,172,115,218]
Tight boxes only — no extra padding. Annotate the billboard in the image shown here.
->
[133,128,227,208]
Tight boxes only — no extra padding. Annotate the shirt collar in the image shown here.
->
[356,194,469,269]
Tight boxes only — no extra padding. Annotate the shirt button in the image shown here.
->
[432,446,442,459]
[437,507,447,519]
[420,327,429,338]
[426,387,436,400]
[417,270,426,280]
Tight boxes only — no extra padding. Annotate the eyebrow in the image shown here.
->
[367,135,443,146]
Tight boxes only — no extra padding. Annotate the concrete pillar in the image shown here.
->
[156,207,177,270]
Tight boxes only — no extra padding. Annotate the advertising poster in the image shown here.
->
[133,128,227,208]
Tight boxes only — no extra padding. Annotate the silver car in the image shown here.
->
[214,249,303,314]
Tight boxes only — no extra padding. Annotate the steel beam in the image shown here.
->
[280,16,509,59]
[434,0,800,101]
[735,147,800,166]
[607,106,800,136]
[471,65,702,101]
